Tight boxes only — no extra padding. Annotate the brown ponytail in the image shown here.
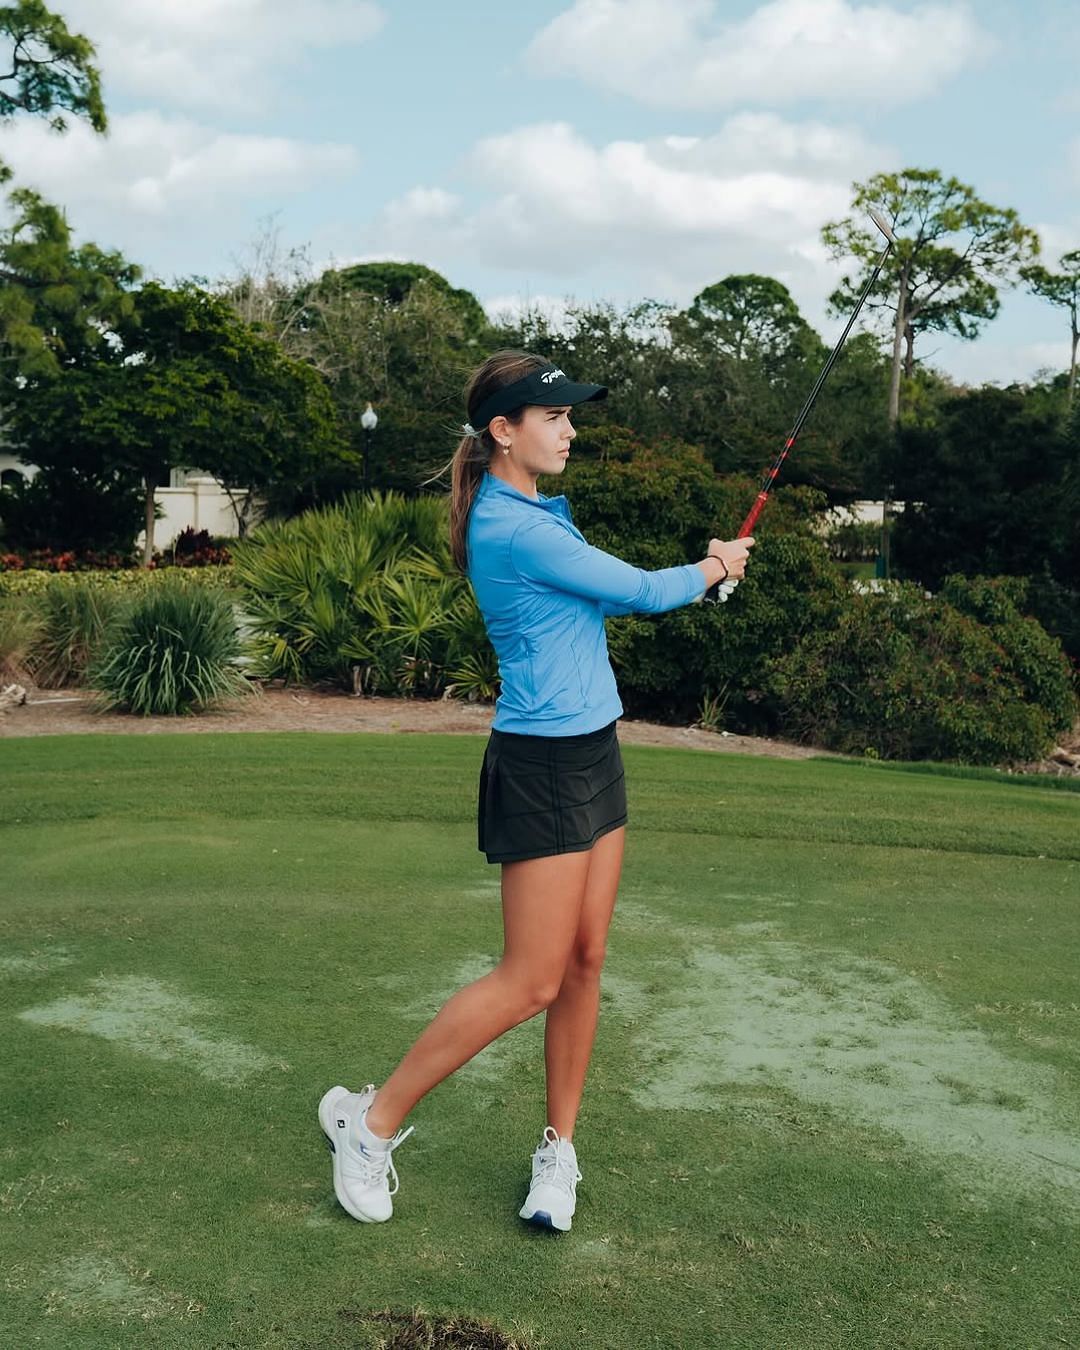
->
[424,349,551,576]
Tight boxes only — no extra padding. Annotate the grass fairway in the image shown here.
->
[1,732,1078,1349]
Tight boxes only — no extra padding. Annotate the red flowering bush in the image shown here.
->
[0,547,133,572]
[153,528,233,568]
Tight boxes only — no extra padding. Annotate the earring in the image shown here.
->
[502,443,511,455]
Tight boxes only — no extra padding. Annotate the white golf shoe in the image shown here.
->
[318,1083,413,1223]
[518,1126,582,1233]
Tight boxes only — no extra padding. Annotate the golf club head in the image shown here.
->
[868,207,897,245]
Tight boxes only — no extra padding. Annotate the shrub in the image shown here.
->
[0,467,144,556]
[86,579,251,715]
[231,489,477,695]
[26,577,127,689]
[0,595,42,683]
[1024,570,1080,668]
[5,568,240,689]
[0,546,136,572]
[767,582,1073,765]
[561,442,849,730]
[153,527,233,568]
[939,575,1076,731]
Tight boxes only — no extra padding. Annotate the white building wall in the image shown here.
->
[0,453,37,484]
[822,500,907,529]
[135,476,265,551]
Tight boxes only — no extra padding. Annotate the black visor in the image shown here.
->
[471,363,607,431]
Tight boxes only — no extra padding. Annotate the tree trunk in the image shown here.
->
[1069,319,1078,407]
[888,269,908,427]
[903,324,916,378]
[222,484,249,538]
[142,477,156,568]
[882,274,911,580]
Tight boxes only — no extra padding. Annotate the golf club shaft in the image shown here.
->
[704,220,895,604]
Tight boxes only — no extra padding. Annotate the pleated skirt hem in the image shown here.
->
[477,719,627,865]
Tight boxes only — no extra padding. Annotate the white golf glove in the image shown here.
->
[700,578,739,604]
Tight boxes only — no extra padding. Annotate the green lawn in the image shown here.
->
[1,733,1078,1349]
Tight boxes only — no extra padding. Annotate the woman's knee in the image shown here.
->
[494,964,564,1017]
[565,938,607,985]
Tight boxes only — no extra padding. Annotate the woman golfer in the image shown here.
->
[319,350,754,1231]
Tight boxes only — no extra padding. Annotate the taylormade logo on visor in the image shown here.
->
[469,364,609,431]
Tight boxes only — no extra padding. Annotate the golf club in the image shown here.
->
[705,207,898,605]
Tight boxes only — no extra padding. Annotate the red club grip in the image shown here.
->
[738,491,769,539]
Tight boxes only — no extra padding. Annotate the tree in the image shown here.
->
[219,249,493,496]
[216,214,314,353]
[297,263,488,410]
[675,274,821,370]
[669,276,827,479]
[489,288,888,501]
[1022,250,1080,406]
[890,383,1075,590]
[0,185,139,374]
[331,261,489,337]
[0,0,104,148]
[0,6,121,372]
[822,169,1040,426]
[7,281,347,561]
[507,298,688,446]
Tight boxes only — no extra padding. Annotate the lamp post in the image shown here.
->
[360,402,378,494]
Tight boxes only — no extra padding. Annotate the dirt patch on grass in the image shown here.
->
[43,1253,204,1323]
[0,683,828,759]
[632,934,1080,1212]
[339,1307,534,1349]
[19,975,274,1084]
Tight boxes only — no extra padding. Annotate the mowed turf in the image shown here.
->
[1,731,1078,1349]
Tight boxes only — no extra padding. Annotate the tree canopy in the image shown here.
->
[0,186,140,375]
[0,0,103,140]
[1022,250,1080,405]
[823,168,1040,424]
[6,281,345,560]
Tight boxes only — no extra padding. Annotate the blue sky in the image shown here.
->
[4,1,1078,385]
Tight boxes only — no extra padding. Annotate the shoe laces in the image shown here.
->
[533,1125,581,1196]
[352,1092,414,1195]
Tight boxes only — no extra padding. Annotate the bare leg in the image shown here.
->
[365,847,594,1139]
[543,826,626,1140]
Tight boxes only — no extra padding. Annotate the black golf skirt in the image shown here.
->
[477,718,627,864]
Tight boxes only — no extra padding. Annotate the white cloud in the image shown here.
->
[370,116,894,309]
[1034,220,1080,261]
[382,187,461,227]
[483,293,580,333]
[0,113,357,279]
[527,0,989,108]
[0,113,356,217]
[473,122,846,238]
[59,0,385,114]
[932,336,1072,388]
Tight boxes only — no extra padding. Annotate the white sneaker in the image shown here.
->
[518,1126,582,1233]
[318,1084,413,1223]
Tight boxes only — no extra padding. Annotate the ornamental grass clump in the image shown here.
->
[87,579,251,715]
[28,576,126,688]
[0,595,41,683]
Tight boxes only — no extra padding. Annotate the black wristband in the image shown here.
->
[708,553,729,583]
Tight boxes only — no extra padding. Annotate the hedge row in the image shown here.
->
[3,459,1074,761]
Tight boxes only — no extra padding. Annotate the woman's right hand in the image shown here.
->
[706,536,755,582]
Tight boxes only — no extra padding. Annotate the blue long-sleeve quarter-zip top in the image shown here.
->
[466,469,707,736]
